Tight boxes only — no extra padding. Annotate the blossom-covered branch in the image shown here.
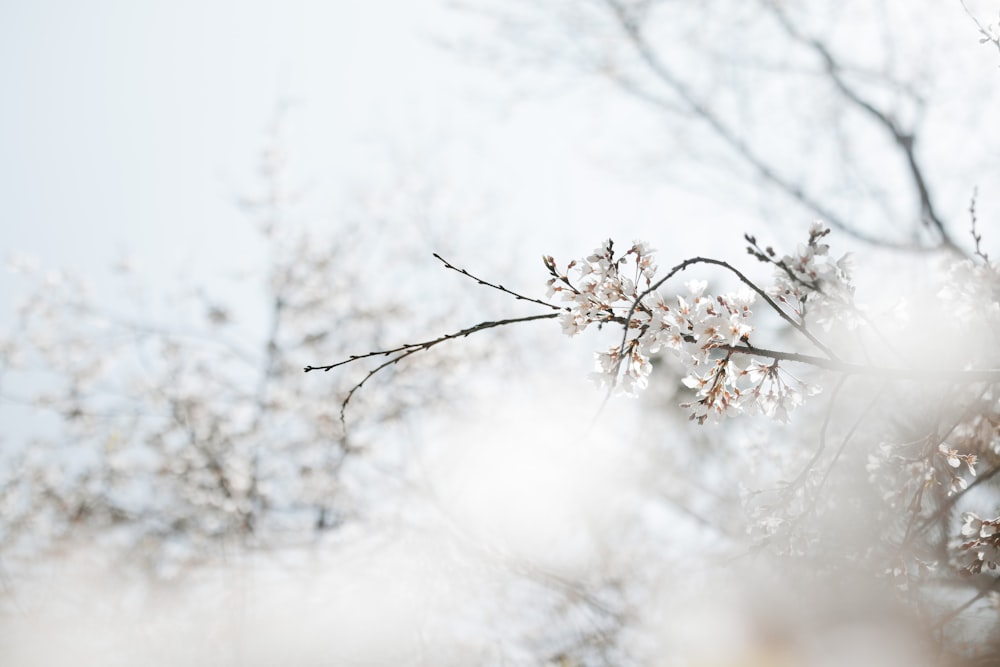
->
[541,224,857,422]
[315,223,1000,425]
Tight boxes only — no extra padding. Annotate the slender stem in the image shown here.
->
[309,312,560,424]
[433,253,561,311]
[789,374,848,489]
[305,312,559,373]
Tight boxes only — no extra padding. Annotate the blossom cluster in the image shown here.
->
[959,512,1000,575]
[544,232,830,422]
[938,443,979,495]
[767,222,857,330]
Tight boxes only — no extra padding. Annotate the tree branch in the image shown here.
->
[601,0,929,251]
[765,1,964,256]
[304,313,559,374]
[304,312,560,424]
[622,255,839,362]
[433,252,562,310]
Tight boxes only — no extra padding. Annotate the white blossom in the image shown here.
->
[546,229,840,422]
[770,222,858,330]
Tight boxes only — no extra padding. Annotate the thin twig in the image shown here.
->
[433,252,561,310]
[305,313,558,373]
[960,0,1000,60]
[304,313,560,424]
[812,380,887,503]
[789,374,848,489]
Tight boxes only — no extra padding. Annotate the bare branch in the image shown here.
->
[600,0,931,251]
[789,373,849,489]
[765,1,964,256]
[960,0,1000,61]
[304,312,559,424]
[433,252,562,310]
[305,313,559,374]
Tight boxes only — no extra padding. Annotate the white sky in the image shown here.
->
[0,0,746,314]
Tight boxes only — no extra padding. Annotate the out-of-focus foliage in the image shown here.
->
[0,121,475,574]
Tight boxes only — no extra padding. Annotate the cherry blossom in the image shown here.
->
[768,222,858,330]
[959,512,1000,575]
[546,229,826,420]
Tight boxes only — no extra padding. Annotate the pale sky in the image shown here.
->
[0,0,745,326]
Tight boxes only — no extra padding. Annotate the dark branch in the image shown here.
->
[969,187,989,263]
[305,312,559,374]
[304,313,560,424]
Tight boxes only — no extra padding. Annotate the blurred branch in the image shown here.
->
[601,0,927,250]
[960,0,1000,60]
[599,0,968,254]
[305,313,559,375]
[766,1,963,255]
[789,373,849,488]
